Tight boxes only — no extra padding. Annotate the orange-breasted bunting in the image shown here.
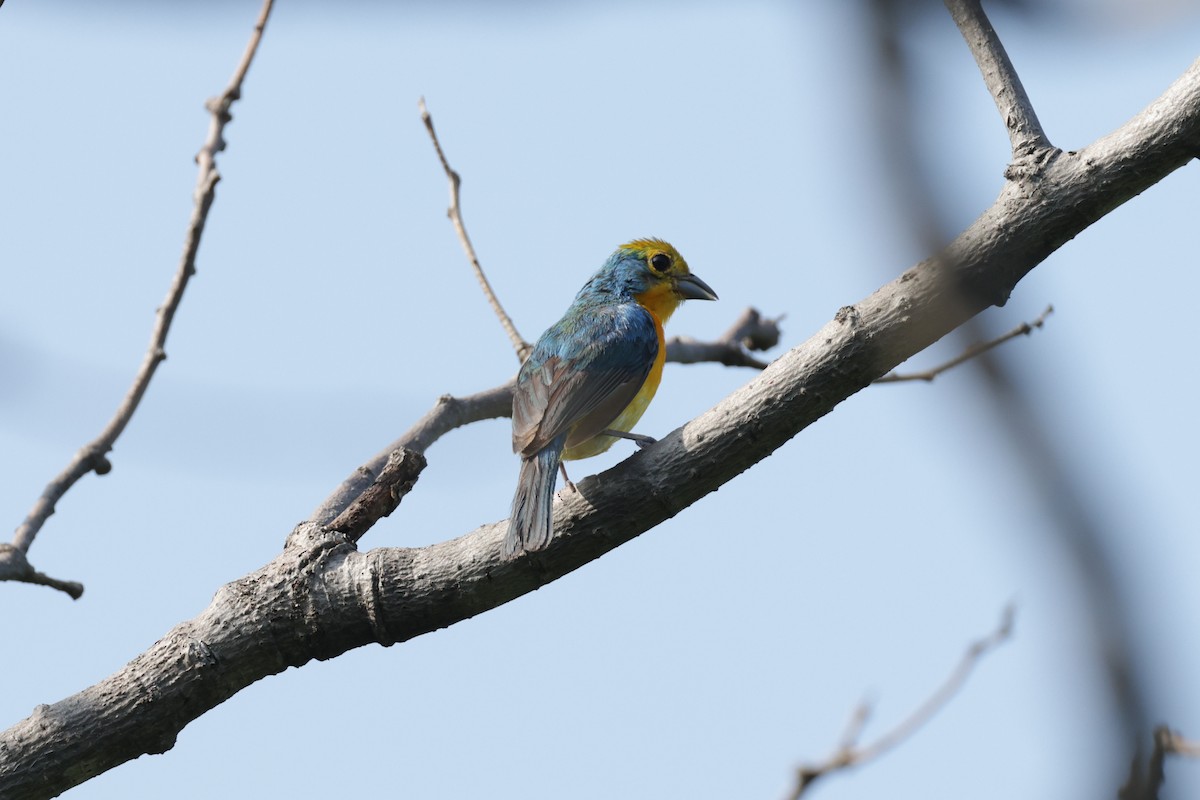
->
[504,238,717,559]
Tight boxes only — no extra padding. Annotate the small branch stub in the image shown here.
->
[327,449,427,543]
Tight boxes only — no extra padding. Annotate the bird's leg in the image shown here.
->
[559,462,577,492]
[601,429,658,450]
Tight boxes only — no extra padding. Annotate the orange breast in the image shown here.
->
[634,282,683,325]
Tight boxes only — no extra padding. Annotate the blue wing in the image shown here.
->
[512,303,658,458]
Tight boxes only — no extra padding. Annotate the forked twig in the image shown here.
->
[419,98,531,362]
[5,0,276,597]
[786,605,1015,798]
[876,306,1053,383]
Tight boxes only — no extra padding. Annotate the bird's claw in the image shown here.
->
[600,429,658,450]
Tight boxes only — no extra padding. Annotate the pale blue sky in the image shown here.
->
[2,2,1199,798]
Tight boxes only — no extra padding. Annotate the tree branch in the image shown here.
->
[1121,725,1200,800]
[875,305,1052,383]
[787,606,1014,798]
[327,449,427,543]
[1159,727,1200,759]
[2,55,1198,797]
[5,0,276,598]
[312,381,515,527]
[419,97,531,362]
[665,307,783,369]
[944,0,1052,159]
[0,546,83,600]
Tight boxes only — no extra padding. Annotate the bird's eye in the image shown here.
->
[650,253,672,273]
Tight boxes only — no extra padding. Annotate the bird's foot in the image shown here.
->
[601,429,658,450]
[559,462,577,492]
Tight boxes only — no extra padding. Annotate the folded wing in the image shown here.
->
[512,304,658,458]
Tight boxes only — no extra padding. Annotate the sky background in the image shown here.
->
[2,1,1199,798]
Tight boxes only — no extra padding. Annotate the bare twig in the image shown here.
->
[787,606,1015,798]
[6,0,275,597]
[944,0,1053,159]
[419,98,531,362]
[876,305,1053,383]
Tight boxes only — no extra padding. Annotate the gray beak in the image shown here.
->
[675,273,718,301]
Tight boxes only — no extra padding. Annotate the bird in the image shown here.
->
[503,238,717,559]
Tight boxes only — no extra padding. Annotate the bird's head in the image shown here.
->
[605,238,717,322]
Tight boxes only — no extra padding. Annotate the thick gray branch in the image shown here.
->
[1,57,1198,800]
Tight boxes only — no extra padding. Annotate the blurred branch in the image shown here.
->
[944,0,1052,159]
[968,307,1152,751]
[786,606,1014,798]
[4,0,275,599]
[666,307,783,369]
[420,97,531,363]
[1121,726,1200,800]
[1159,728,1200,759]
[876,305,1052,383]
[944,0,1154,764]
[311,308,782,527]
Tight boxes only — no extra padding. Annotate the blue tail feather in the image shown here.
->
[504,436,565,559]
